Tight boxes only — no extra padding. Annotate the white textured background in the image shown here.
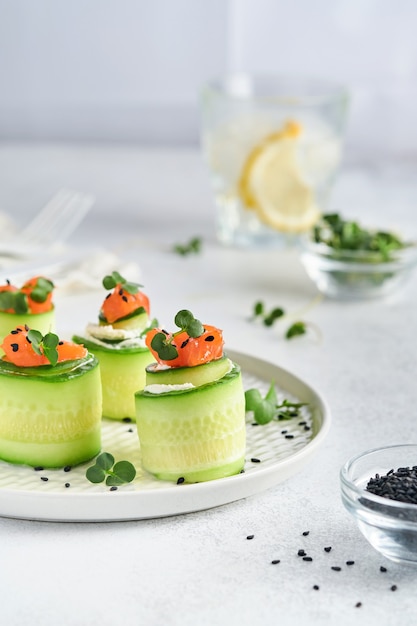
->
[1,0,417,161]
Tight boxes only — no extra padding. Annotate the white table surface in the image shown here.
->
[0,144,417,626]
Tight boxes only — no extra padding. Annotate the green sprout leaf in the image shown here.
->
[85,452,136,487]
[27,329,59,365]
[29,277,54,303]
[245,381,308,424]
[26,330,43,356]
[263,307,285,327]
[102,271,143,294]
[174,309,204,337]
[95,452,114,471]
[150,332,178,361]
[173,236,202,256]
[42,333,59,366]
[286,322,307,340]
[14,292,29,314]
[86,465,106,483]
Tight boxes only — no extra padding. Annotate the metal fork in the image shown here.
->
[0,189,95,258]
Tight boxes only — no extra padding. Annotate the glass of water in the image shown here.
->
[200,74,349,248]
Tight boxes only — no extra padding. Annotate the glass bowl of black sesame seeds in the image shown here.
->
[340,444,417,564]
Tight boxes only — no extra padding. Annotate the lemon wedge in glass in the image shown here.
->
[238,120,320,233]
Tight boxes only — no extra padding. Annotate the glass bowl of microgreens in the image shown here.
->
[341,444,417,565]
[300,213,417,299]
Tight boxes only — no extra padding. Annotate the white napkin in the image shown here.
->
[54,250,142,294]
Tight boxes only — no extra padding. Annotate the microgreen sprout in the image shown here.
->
[252,301,285,327]
[102,271,143,295]
[86,452,136,486]
[250,300,320,341]
[245,381,308,425]
[27,329,60,366]
[150,309,204,361]
[173,237,202,256]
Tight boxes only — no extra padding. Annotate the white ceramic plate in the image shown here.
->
[0,350,330,522]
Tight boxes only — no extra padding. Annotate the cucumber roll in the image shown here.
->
[0,326,102,468]
[73,271,155,421]
[135,309,246,483]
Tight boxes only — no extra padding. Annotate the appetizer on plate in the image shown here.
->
[0,276,55,345]
[135,309,246,483]
[0,326,101,467]
[73,271,155,421]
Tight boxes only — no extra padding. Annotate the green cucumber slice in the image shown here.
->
[135,364,246,483]
[0,354,101,467]
[99,308,148,331]
[73,336,154,420]
[145,356,232,388]
[0,308,55,347]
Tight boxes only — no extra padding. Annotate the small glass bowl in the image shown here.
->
[300,239,417,299]
[341,444,417,565]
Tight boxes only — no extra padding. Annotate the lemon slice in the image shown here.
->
[238,120,320,233]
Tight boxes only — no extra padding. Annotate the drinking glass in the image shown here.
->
[200,74,349,247]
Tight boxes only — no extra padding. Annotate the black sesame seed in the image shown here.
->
[285,434,294,439]
[122,417,132,423]
[10,330,18,335]
[366,465,417,504]
[181,339,189,349]
[331,566,341,571]
[119,288,123,295]
[122,295,128,303]
[204,335,215,342]
[281,430,288,434]
[380,566,387,572]
[303,556,313,562]
[355,602,362,608]
[298,549,306,557]
[128,428,134,433]
[346,560,355,566]
[313,585,319,590]
[304,425,311,431]
[105,293,111,299]
[251,458,261,463]
[240,469,245,473]
[58,341,64,345]
[16,327,23,332]
[24,324,29,331]
[40,476,48,482]
[302,531,310,536]
[298,421,307,426]
[65,483,70,488]
[246,535,254,540]
[324,546,332,553]
[251,422,259,426]
[6,279,10,285]
[271,559,280,565]
[64,465,71,472]
[391,585,397,591]
[10,343,18,352]
[177,477,185,484]
[34,466,44,471]
[109,486,118,491]
[26,336,32,344]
